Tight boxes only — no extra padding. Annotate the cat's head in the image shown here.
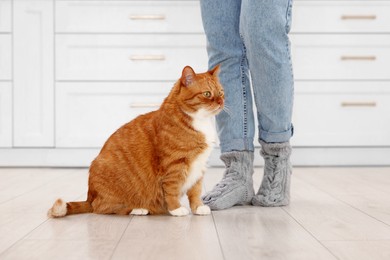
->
[176,65,224,117]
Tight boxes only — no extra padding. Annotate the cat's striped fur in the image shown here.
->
[48,65,223,217]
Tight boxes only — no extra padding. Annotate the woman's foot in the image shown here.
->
[252,141,292,207]
[202,151,255,210]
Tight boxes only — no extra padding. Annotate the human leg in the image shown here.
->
[203,151,255,210]
[253,140,292,206]
[201,0,255,153]
[240,0,294,206]
[200,0,255,210]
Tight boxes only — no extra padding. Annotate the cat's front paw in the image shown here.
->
[194,205,211,215]
[169,206,189,217]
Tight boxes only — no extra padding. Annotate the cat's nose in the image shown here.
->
[216,98,224,106]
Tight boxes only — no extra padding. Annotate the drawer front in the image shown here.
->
[292,82,390,147]
[292,1,390,33]
[0,35,11,80]
[0,83,12,147]
[0,0,11,32]
[56,34,207,81]
[56,1,203,33]
[291,35,390,80]
[56,82,172,147]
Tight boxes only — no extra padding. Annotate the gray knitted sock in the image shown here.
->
[252,141,292,207]
[202,151,255,210]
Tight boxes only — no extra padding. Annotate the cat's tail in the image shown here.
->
[47,198,93,218]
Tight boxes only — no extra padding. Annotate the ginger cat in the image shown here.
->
[48,65,224,217]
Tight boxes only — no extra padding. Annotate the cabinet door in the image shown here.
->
[0,35,11,80]
[0,83,12,147]
[291,35,390,80]
[292,1,390,33]
[13,0,54,147]
[0,0,11,32]
[56,34,207,81]
[292,82,390,146]
[56,1,204,33]
[56,82,171,148]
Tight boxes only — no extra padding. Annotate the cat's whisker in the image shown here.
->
[222,106,233,117]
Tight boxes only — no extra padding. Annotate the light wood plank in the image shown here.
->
[333,192,390,226]
[0,169,89,254]
[0,240,117,260]
[1,167,390,260]
[322,241,390,260]
[294,167,390,226]
[0,169,88,213]
[213,206,336,260]
[294,167,390,196]
[25,214,130,241]
[0,168,67,204]
[285,175,390,241]
[111,214,224,260]
[0,213,46,254]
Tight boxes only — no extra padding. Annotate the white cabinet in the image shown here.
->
[0,35,11,80]
[291,1,390,33]
[56,1,204,33]
[56,82,171,147]
[289,1,390,154]
[0,0,11,32]
[0,83,12,147]
[0,1,12,148]
[1,0,389,166]
[54,0,208,149]
[13,0,54,147]
[56,34,207,81]
[293,82,390,146]
[291,35,390,80]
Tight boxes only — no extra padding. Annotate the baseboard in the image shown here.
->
[0,147,389,167]
[0,148,98,167]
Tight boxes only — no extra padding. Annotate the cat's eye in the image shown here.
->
[218,91,224,97]
[203,91,212,98]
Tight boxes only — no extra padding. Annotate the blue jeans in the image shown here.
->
[200,0,294,153]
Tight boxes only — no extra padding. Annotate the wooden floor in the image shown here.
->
[1,167,390,260]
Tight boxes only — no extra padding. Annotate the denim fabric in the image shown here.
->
[200,0,294,153]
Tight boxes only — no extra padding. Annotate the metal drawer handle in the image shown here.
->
[129,15,166,20]
[129,55,165,61]
[341,102,377,107]
[340,56,376,61]
[130,103,161,108]
[341,15,377,20]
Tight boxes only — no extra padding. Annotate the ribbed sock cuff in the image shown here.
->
[259,140,291,158]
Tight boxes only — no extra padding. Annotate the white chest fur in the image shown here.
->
[181,109,216,194]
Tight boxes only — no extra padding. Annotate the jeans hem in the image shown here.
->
[259,125,294,144]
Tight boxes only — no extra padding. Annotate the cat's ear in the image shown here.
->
[209,64,220,77]
[181,66,196,87]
